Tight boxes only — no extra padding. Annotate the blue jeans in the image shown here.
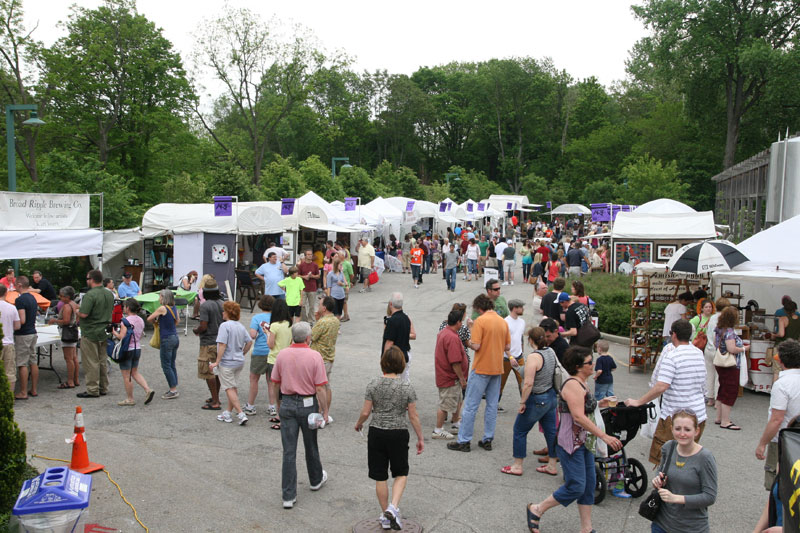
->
[280,395,324,501]
[522,262,532,280]
[497,260,504,280]
[651,523,668,533]
[445,267,456,290]
[467,259,478,275]
[594,382,614,401]
[411,264,421,283]
[554,444,596,506]
[457,371,501,444]
[512,389,557,459]
[159,333,179,388]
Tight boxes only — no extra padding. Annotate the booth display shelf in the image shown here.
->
[629,277,656,372]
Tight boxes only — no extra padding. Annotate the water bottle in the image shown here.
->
[308,413,325,429]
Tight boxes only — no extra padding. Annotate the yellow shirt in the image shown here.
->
[277,276,305,306]
[358,244,375,269]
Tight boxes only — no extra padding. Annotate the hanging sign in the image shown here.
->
[590,203,611,222]
[467,203,473,212]
[405,201,415,212]
[506,202,513,210]
[344,197,357,211]
[477,202,485,212]
[439,202,447,213]
[281,198,295,216]
[0,191,90,230]
[213,196,233,217]
[546,201,552,209]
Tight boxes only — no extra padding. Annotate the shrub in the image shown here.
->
[580,273,635,337]
[0,319,28,513]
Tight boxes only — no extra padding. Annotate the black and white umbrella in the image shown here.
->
[666,240,749,274]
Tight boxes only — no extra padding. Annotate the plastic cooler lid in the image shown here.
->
[13,467,92,515]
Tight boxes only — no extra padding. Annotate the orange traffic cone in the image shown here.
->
[68,406,104,474]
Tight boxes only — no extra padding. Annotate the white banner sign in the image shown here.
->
[0,192,90,230]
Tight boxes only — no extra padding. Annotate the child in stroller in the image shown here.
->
[594,402,656,504]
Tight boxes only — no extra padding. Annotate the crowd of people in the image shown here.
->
[2,217,799,533]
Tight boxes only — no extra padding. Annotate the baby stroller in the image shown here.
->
[593,403,655,504]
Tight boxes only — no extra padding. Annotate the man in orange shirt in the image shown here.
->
[410,243,424,289]
[447,293,510,452]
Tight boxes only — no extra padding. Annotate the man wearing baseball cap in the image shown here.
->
[118,272,141,298]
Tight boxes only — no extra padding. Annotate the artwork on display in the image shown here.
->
[657,245,677,261]
[283,250,294,265]
[300,229,314,242]
[615,242,652,271]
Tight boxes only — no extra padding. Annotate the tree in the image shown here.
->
[161,172,208,203]
[520,173,548,204]
[193,6,330,186]
[338,165,383,203]
[630,0,800,168]
[298,155,343,201]
[260,156,305,200]
[616,154,689,205]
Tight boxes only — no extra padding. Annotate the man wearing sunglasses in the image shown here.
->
[472,279,508,320]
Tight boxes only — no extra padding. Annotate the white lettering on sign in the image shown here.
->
[0,192,90,230]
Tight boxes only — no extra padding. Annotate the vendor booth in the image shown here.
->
[385,197,438,235]
[611,202,716,273]
[365,197,404,240]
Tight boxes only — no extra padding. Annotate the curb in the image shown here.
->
[600,332,629,346]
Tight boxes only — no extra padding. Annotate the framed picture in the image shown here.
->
[283,250,294,265]
[281,232,294,249]
[614,241,652,271]
[300,229,314,243]
[657,245,677,261]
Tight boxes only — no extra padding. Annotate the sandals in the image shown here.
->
[501,465,522,476]
[526,504,541,533]
[269,417,281,424]
[536,465,558,476]
[202,403,221,410]
[720,423,741,431]
[58,383,75,389]
[271,424,281,430]
[118,399,136,406]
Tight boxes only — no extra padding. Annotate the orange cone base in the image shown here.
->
[70,460,104,474]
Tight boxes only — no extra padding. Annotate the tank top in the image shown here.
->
[159,306,178,337]
[531,347,556,394]
[776,313,800,344]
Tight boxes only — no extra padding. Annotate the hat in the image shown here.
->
[557,292,571,303]
[123,272,132,278]
[204,279,218,290]
[507,239,512,244]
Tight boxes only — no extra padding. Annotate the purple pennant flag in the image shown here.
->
[344,197,357,211]
[506,202,513,210]
[448,202,453,211]
[590,203,611,222]
[546,201,552,209]
[281,198,295,216]
[467,203,473,212]
[406,201,415,212]
[477,202,485,212]
[213,196,232,217]
[439,202,447,213]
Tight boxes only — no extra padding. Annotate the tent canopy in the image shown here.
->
[142,202,284,236]
[736,213,800,273]
[634,198,696,214]
[551,203,591,215]
[0,229,103,260]
[488,194,530,211]
[101,228,142,263]
[611,211,716,240]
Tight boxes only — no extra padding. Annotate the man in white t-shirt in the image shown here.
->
[498,299,526,410]
[625,319,707,464]
[0,284,21,393]
[756,339,800,490]
[263,241,287,263]
[494,240,508,282]
[662,291,692,340]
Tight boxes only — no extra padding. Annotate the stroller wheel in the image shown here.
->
[625,458,648,497]
[594,464,607,504]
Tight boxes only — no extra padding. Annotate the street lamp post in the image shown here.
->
[331,157,351,179]
[445,172,460,187]
[6,104,45,273]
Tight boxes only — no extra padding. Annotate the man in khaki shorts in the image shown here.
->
[433,309,469,440]
[14,276,40,399]
[192,280,224,409]
[0,285,21,393]
[311,297,339,422]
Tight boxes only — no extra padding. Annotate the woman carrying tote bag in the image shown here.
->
[712,306,749,430]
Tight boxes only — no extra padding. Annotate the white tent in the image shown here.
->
[329,200,385,230]
[142,202,284,236]
[386,197,438,219]
[551,203,592,216]
[611,211,716,240]
[0,229,103,260]
[735,213,800,273]
[436,197,462,224]
[634,199,696,214]
[488,194,529,211]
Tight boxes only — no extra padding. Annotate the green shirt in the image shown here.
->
[472,295,509,320]
[278,276,305,307]
[311,314,340,363]
[342,260,354,288]
[478,241,489,257]
[79,286,113,341]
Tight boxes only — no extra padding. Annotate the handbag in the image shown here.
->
[712,331,737,367]
[638,440,676,521]
[60,302,80,343]
[692,316,710,350]
[149,322,160,348]
[575,309,601,347]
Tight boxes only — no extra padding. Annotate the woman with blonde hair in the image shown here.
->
[147,289,180,399]
[191,273,216,319]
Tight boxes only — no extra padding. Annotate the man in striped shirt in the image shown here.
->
[625,319,707,464]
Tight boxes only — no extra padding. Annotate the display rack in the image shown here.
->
[629,275,655,372]
[143,237,174,292]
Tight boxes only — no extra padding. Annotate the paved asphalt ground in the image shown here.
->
[15,268,772,532]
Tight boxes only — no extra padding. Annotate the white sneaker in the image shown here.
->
[268,405,278,417]
[451,421,461,430]
[237,411,248,426]
[502,281,509,286]
[217,411,232,423]
[432,429,455,440]
[242,403,256,415]
[327,415,334,424]
[384,504,402,530]
[379,513,391,530]
[310,470,328,491]
[283,498,296,509]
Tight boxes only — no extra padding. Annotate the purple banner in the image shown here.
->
[439,202,447,212]
[477,202,485,212]
[506,202,513,210]
[590,203,611,222]
[405,200,415,212]
[611,204,622,221]
[344,197,357,211]
[213,196,232,217]
[467,203,473,212]
[546,201,552,209]
[281,198,295,216]
[448,202,453,211]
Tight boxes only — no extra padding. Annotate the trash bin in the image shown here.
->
[11,467,92,533]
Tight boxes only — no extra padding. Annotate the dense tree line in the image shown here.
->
[1,0,798,229]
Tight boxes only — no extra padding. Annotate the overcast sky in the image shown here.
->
[25,0,647,96]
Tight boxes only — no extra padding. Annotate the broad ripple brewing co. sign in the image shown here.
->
[0,191,90,230]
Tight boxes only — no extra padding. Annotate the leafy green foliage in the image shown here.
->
[0,316,28,513]
[298,155,343,202]
[261,156,306,200]
[337,165,383,203]
[616,154,690,205]
[581,274,634,336]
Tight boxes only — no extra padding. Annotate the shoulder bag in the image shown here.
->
[639,440,676,521]
[575,306,601,347]
[149,321,161,348]
[692,316,710,350]
[60,302,80,343]
[712,330,737,368]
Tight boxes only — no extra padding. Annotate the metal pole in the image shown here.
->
[779,127,789,223]
[6,106,16,192]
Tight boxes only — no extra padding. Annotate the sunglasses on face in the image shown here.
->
[582,359,594,366]
[489,287,500,291]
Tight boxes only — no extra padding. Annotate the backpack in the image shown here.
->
[107,317,134,363]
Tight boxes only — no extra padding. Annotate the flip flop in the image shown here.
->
[57,383,74,389]
[501,465,522,476]
[202,403,221,410]
[14,396,28,401]
[28,391,38,397]
[720,423,741,431]
[714,421,721,425]
[526,504,541,533]
[536,465,558,476]
[270,424,281,430]
[269,417,281,424]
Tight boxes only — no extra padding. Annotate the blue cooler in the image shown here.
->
[12,467,92,533]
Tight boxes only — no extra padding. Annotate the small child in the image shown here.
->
[592,339,616,401]
[278,266,305,324]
